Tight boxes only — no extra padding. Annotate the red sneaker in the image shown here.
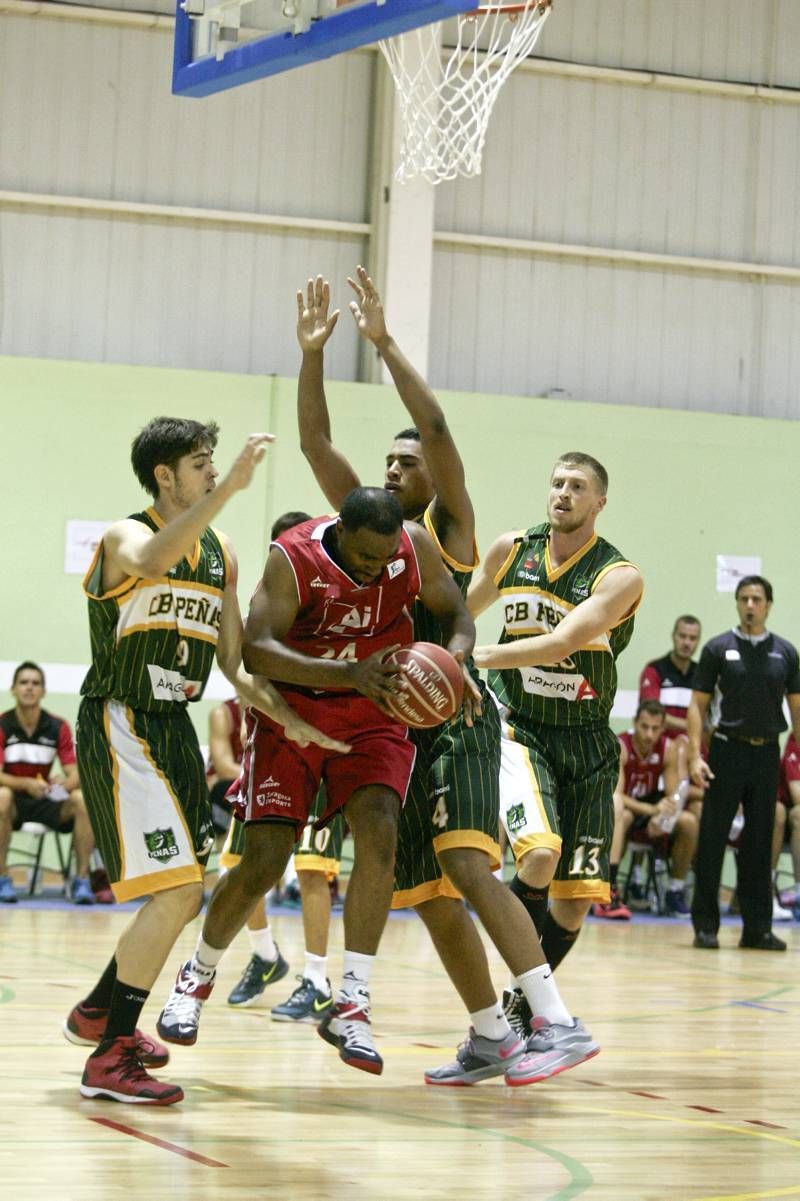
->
[80,1036,183,1105]
[63,1004,170,1067]
[592,889,631,921]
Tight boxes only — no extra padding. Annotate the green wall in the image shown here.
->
[3,353,796,741]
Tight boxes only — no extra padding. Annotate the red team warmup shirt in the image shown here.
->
[0,709,76,781]
[234,517,421,829]
[638,654,697,737]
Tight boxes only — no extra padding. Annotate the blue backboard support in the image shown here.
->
[173,0,477,98]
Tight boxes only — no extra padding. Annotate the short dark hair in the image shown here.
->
[131,417,220,498]
[636,699,666,721]
[735,575,773,603]
[673,614,701,632]
[554,452,608,495]
[271,510,311,540]
[394,427,420,442]
[339,487,403,536]
[13,661,45,687]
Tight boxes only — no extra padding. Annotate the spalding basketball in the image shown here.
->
[383,642,464,729]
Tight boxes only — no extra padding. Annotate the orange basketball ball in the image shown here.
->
[383,642,465,729]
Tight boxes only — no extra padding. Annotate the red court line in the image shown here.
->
[582,1080,786,1131]
[89,1117,228,1167]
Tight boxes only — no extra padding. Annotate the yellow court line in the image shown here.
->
[573,1102,800,1150]
[694,1189,800,1201]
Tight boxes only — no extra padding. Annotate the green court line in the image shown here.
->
[0,985,15,1005]
[323,1097,594,1201]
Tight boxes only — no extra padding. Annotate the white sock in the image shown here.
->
[249,925,277,962]
[469,1003,511,1040]
[516,964,572,1027]
[193,935,224,978]
[305,952,330,993]
[339,950,374,1000]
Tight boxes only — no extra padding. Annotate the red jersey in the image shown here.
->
[618,729,668,798]
[206,697,243,780]
[639,654,697,732]
[272,517,420,693]
[0,709,76,780]
[779,733,800,804]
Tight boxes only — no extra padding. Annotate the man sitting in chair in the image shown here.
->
[616,700,698,917]
[0,661,95,903]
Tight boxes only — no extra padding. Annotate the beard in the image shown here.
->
[549,508,585,534]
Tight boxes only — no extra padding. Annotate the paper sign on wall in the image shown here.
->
[65,520,111,575]
[716,554,762,594]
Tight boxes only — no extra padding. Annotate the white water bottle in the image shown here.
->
[659,779,689,835]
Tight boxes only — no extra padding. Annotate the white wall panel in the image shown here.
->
[531,0,796,90]
[430,246,800,416]
[436,71,797,269]
[0,209,367,376]
[0,17,373,221]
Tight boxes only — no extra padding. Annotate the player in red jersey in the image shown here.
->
[615,700,698,916]
[158,486,477,1074]
[775,735,800,919]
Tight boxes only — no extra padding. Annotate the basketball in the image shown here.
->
[383,641,464,729]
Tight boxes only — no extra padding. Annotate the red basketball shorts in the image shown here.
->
[231,690,416,830]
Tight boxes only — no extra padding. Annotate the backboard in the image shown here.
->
[172,0,478,98]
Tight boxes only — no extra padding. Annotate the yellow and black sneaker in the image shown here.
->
[227,950,289,1006]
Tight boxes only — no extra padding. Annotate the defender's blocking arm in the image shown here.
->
[347,265,474,562]
[296,276,361,510]
[472,564,643,670]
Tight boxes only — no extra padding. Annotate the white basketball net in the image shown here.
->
[379,1,552,185]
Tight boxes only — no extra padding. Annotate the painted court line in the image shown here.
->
[582,1081,788,1132]
[89,1116,228,1167]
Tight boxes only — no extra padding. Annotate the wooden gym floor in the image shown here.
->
[1,900,798,1201]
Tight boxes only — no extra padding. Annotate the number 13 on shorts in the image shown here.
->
[568,843,601,877]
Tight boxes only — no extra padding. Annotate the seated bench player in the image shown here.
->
[616,701,698,916]
[0,661,95,903]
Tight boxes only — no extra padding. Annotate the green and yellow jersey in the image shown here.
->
[80,507,229,713]
[489,523,639,729]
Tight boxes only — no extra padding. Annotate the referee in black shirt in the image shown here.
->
[688,575,800,951]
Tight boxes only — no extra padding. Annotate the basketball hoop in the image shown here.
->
[379,1,552,185]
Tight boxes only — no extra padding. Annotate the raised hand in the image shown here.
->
[347,264,388,344]
[297,275,340,353]
[223,433,275,493]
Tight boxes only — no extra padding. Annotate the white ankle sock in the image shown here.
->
[516,964,572,1027]
[193,936,224,978]
[469,1003,511,1040]
[305,952,330,992]
[668,878,683,892]
[249,926,277,962]
[339,950,374,1001]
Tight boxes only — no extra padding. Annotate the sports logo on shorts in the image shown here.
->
[144,827,180,861]
[506,803,527,833]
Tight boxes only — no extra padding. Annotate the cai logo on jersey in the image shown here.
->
[519,667,599,703]
[316,598,378,636]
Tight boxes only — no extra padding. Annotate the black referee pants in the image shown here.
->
[691,736,779,939]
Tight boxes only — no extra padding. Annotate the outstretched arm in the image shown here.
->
[296,275,361,510]
[348,265,474,562]
[466,530,517,618]
[473,565,643,669]
[101,434,274,592]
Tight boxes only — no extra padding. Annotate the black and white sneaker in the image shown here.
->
[227,949,289,1006]
[270,976,333,1023]
[317,992,383,1074]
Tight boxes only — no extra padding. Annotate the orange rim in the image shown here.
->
[465,0,552,13]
